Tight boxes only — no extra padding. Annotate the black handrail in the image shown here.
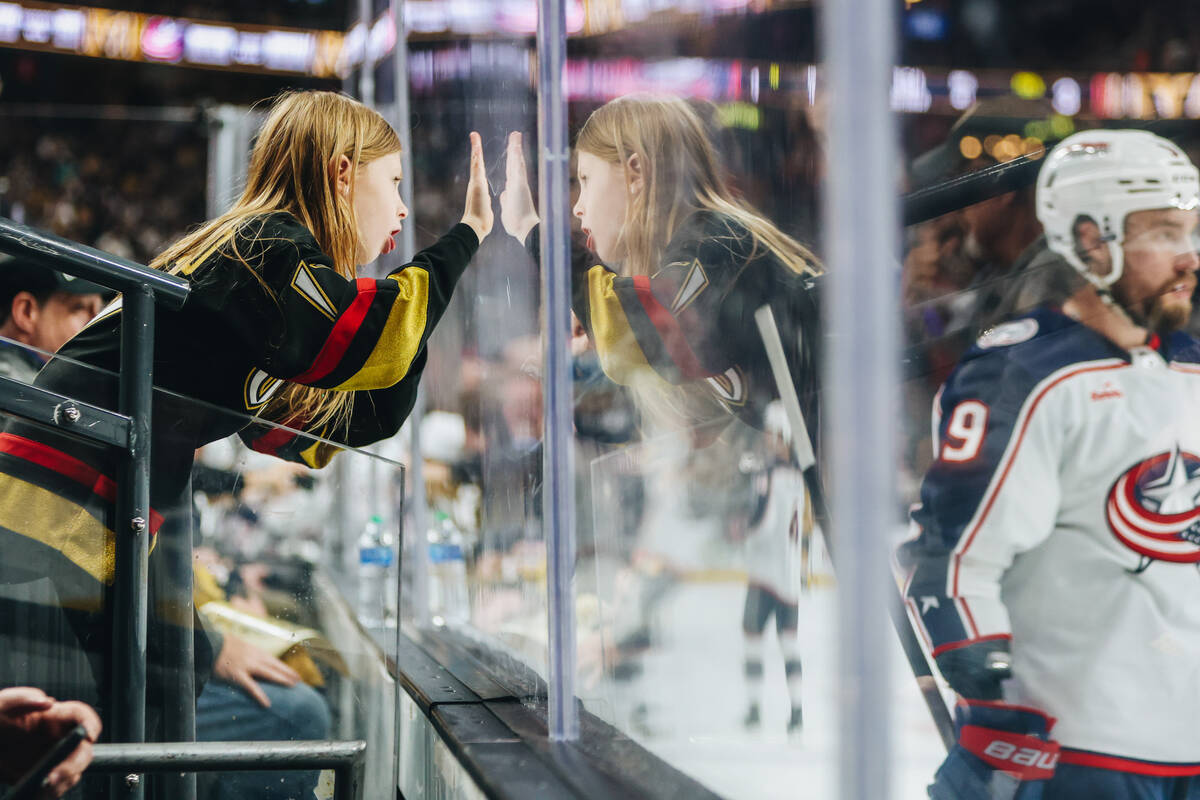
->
[0,217,189,800]
[0,216,189,307]
[89,740,366,800]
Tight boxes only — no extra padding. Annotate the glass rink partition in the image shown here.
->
[388,0,938,797]
[8,0,1200,798]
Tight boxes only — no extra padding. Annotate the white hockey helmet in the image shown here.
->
[1036,129,1200,289]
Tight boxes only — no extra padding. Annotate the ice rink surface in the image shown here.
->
[581,579,947,800]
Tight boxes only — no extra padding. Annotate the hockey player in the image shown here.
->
[497,94,822,439]
[0,90,493,753]
[900,129,1200,799]
[739,403,806,737]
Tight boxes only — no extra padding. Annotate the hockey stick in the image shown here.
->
[753,304,957,751]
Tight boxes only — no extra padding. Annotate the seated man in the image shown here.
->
[0,259,328,798]
[0,255,108,382]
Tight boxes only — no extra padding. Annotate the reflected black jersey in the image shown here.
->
[532,211,821,441]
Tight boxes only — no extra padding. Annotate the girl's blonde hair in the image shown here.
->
[576,94,821,430]
[575,93,821,279]
[152,90,401,433]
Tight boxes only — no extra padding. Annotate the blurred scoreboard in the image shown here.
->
[0,0,349,76]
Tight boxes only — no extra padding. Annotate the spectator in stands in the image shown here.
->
[0,255,108,382]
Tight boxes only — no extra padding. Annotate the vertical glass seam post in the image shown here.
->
[822,0,899,797]
[388,7,416,787]
[112,283,155,800]
[536,0,579,742]
[358,0,375,107]
[389,0,428,626]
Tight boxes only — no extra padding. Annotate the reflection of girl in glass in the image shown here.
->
[501,93,822,437]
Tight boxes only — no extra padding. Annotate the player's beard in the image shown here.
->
[1129,274,1197,333]
[1146,293,1193,332]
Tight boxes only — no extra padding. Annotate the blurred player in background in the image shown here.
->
[0,89,494,798]
[739,403,806,738]
[901,130,1200,799]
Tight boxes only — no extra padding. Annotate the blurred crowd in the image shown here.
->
[0,118,208,265]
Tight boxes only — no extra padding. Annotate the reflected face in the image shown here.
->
[573,151,629,263]
[32,291,105,353]
[1115,207,1200,331]
[352,151,409,265]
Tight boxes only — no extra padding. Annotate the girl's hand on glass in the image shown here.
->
[500,131,540,245]
[461,131,494,242]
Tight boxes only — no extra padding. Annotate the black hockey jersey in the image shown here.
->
[0,211,478,591]
[531,210,821,441]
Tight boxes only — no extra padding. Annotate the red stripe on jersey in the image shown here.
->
[631,275,712,380]
[247,425,298,458]
[1169,363,1200,375]
[290,278,377,385]
[930,632,1012,659]
[951,363,1127,600]
[0,433,163,534]
[1060,750,1200,776]
[905,597,933,649]
[958,597,983,639]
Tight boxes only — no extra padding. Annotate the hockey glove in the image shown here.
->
[934,637,1013,701]
[928,701,1059,800]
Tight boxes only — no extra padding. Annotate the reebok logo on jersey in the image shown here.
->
[1106,444,1200,565]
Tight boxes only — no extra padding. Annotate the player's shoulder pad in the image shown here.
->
[1166,330,1200,366]
[230,211,331,277]
[948,307,1118,402]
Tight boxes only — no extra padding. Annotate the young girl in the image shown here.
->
[500,93,821,439]
[0,91,492,741]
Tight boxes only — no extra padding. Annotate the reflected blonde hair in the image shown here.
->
[577,94,821,430]
[575,93,821,279]
[152,91,401,432]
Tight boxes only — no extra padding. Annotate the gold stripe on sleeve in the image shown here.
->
[300,440,341,470]
[331,268,429,391]
[588,267,653,386]
[0,478,115,594]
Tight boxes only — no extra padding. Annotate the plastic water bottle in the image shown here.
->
[427,511,468,626]
[357,514,395,628]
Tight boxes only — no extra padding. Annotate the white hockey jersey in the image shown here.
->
[744,465,805,599]
[902,306,1200,773]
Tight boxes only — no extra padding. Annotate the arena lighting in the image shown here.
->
[1011,70,1046,99]
[9,2,1200,124]
[1051,76,1081,116]
[0,0,345,76]
[947,69,978,110]
[891,66,932,112]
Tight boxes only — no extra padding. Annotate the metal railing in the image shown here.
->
[90,740,365,800]
[0,216,365,800]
